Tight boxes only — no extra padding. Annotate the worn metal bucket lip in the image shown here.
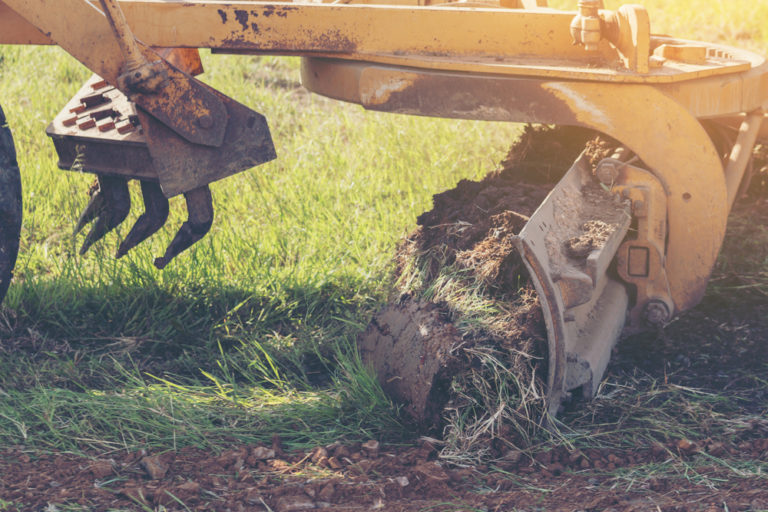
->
[512,151,632,416]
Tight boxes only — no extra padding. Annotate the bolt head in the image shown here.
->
[644,300,670,327]
[596,161,619,185]
[197,114,214,129]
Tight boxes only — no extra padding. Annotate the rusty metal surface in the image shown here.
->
[513,153,632,412]
[47,74,275,199]
[2,1,761,84]
[302,59,731,315]
[46,75,156,181]
[137,85,276,198]
[3,0,228,148]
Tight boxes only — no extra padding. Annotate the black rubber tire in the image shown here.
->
[0,104,22,306]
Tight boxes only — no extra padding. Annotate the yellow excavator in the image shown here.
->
[1,0,766,417]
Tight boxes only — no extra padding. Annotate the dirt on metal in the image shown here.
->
[359,126,608,433]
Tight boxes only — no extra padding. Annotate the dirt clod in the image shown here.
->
[252,446,276,460]
[360,125,606,444]
[140,455,169,480]
[89,459,113,479]
[362,439,380,458]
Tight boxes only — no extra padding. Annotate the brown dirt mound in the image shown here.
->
[359,125,611,443]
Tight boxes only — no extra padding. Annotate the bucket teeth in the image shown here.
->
[153,186,213,270]
[115,181,169,259]
[74,185,105,235]
[77,175,131,255]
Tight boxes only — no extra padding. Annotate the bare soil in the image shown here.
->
[2,435,768,511]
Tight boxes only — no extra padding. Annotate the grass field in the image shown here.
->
[1,1,767,510]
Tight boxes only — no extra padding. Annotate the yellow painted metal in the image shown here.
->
[0,1,758,84]
[724,111,765,208]
[613,164,672,328]
[0,2,51,45]
[2,0,132,84]
[301,58,729,313]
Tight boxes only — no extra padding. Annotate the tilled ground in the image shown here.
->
[3,434,768,511]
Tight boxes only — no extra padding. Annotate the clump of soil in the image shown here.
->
[359,125,610,452]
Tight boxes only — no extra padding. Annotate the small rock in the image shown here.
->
[275,495,316,512]
[706,442,725,456]
[362,440,380,458]
[394,476,409,487]
[327,456,343,469]
[318,481,336,501]
[177,480,200,495]
[651,443,666,457]
[677,438,697,453]
[333,445,351,458]
[252,446,276,460]
[413,462,449,482]
[141,455,168,480]
[90,460,113,479]
[310,447,328,464]
[501,450,522,463]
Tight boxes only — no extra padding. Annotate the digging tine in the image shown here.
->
[73,187,104,235]
[115,180,169,258]
[78,175,131,255]
[153,186,213,270]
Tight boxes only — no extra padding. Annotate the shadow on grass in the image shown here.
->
[0,276,380,391]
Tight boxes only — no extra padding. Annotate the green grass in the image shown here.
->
[0,45,518,451]
[0,0,767,485]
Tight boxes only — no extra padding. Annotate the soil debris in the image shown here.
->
[2,436,767,511]
[360,125,613,451]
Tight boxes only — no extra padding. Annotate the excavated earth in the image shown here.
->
[359,126,617,431]
[3,128,768,511]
